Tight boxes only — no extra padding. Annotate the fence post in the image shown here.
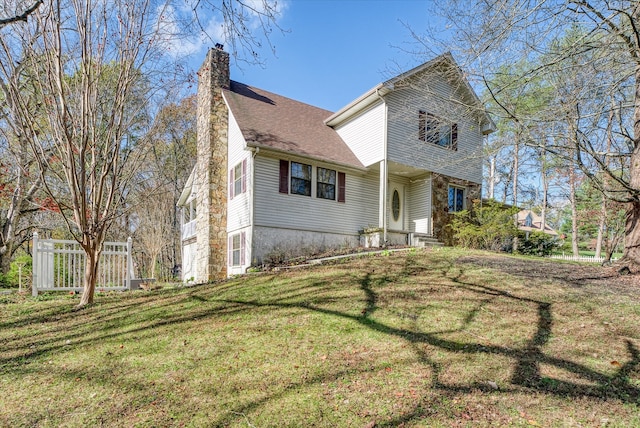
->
[126,237,132,290]
[32,232,39,297]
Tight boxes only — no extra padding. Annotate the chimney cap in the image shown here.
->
[214,43,224,50]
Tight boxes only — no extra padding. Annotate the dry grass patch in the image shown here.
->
[1,248,638,427]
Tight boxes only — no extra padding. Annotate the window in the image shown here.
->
[419,110,458,150]
[525,214,533,227]
[234,163,243,196]
[317,167,336,200]
[182,196,196,224]
[231,234,241,266]
[228,232,246,267]
[229,159,247,199]
[279,160,346,202]
[392,189,400,221]
[291,162,312,196]
[448,186,465,212]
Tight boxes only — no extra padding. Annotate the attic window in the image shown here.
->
[419,110,458,150]
[525,214,533,227]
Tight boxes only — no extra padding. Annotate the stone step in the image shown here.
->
[410,234,444,247]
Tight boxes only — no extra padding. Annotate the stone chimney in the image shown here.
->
[194,46,230,282]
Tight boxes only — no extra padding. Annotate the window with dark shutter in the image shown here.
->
[426,113,439,145]
[231,234,241,266]
[317,167,336,200]
[290,162,312,196]
[230,159,248,199]
[279,160,289,193]
[233,163,243,196]
[420,110,457,150]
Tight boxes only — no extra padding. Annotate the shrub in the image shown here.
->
[450,200,519,251]
[0,255,33,289]
[516,231,558,256]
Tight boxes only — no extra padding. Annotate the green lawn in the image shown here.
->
[1,248,639,427]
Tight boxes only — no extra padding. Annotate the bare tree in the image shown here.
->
[0,0,282,307]
[422,1,640,270]
[135,95,197,280]
[0,0,42,26]
[136,195,173,279]
[0,15,47,275]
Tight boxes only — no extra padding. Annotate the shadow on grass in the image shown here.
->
[1,252,639,426]
[216,255,640,413]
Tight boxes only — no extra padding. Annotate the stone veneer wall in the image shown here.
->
[431,174,481,246]
[194,47,230,283]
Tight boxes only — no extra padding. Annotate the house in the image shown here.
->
[517,210,558,237]
[178,46,495,283]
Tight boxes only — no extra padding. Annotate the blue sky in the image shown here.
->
[187,0,445,112]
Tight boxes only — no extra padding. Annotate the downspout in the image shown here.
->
[249,146,259,266]
[376,89,388,245]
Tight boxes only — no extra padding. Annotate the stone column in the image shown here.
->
[431,174,480,245]
[195,47,230,283]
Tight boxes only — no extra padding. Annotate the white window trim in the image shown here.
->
[448,185,466,213]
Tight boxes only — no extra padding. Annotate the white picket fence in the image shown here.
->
[548,254,618,264]
[32,232,134,296]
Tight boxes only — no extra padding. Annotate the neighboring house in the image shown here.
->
[517,210,558,237]
[178,46,495,283]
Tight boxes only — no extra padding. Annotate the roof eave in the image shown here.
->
[177,167,196,207]
[324,84,391,127]
[246,142,367,172]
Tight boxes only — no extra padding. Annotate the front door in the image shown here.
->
[389,183,404,230]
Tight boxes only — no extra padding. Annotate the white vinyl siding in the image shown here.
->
[254,156,378,235]
[227,109,251,232]
[385,73,483,184]
[407,175,432,233]
[334,101,385,167]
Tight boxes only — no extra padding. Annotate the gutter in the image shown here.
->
[244,142,367,173]
[249,146,259,267]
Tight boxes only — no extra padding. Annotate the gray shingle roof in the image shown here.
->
[223,81,364,169]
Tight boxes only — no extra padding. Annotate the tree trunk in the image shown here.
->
[569,167,580,257]
[77,246,101,308]
[621,63,640,269]
[512,141,519,207]
[0,249,10,276]
[595,194,606,258]
[488,156,496,199]
[540,151,548,234]
[150,252,158,279]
